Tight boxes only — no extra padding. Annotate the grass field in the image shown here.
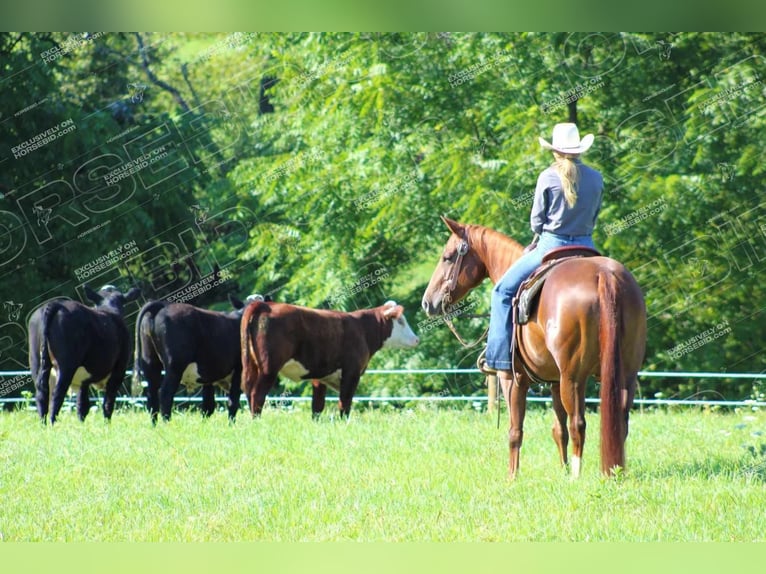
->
[1,402,765,542]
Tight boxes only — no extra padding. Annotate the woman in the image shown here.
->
[483,123,604,378]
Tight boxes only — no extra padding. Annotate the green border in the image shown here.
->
[2,1,765,570]
[1,0,764,31]
[1,542,764,573]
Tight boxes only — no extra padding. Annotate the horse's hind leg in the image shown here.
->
[560,374,586,479]
[550,383,569,469]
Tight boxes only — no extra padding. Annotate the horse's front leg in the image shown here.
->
[501,371,529,479]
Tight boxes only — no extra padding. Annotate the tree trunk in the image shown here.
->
[568,99,577,125]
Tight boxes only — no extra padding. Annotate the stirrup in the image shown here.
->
[477,348,497,375]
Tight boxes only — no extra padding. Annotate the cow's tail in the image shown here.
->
[132,300,167,393]
[38,302,63,401]
[598,270,625,476]
[240,301,269,393]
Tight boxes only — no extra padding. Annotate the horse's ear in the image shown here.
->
[441,215,465,238]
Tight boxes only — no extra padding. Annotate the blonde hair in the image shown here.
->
[552,152,580,208]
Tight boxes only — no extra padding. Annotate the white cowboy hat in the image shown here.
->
[538,123,594,154]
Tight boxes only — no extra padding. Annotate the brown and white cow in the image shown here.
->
[240,300,419,418]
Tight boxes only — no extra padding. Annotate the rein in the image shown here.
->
[441,238,489,349]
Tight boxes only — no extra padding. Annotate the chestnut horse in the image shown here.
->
[422,217,646,478]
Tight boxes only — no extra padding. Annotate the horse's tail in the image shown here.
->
[240,301,268,394]
[132,300,166,392]
[598,270,625,476]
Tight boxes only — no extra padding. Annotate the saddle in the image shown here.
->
[514,246,600,325]
[476,246,600,382]
[509,246,600,386]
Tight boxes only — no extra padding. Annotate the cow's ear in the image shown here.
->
[124,287,142,302]
[229,294,245,309]
[382,301,403,319]
[84,285,102,305]
[441,215,465,238]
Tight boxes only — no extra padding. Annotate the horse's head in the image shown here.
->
[421,216,488,316]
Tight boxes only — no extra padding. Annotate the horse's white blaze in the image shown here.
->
[571,456,582,478]
[382,316,420,349]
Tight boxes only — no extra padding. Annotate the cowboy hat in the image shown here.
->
[538,123,594,154]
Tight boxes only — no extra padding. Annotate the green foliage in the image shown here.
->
[3,32,766,401]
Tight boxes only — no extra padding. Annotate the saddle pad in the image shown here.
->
[515,264,557,325]
[515,250,599,325]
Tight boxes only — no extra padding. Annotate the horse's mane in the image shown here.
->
[466,223,521,249]
[463,223,525,283]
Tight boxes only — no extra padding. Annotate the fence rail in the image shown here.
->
[2,368,765,408]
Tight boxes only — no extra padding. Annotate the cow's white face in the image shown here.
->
[381,302,420,349]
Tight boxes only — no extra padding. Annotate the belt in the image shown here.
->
[542,231,592,241]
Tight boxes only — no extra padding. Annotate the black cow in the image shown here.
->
[31,285,142,424]
[133,294,266,423]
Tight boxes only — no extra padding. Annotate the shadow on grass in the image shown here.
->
[631,455,766,483]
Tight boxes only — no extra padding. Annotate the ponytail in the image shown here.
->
[552,152,580,208]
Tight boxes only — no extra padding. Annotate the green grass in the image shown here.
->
[1,404,765,541]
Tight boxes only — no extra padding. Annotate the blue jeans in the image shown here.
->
[484,231,596,370]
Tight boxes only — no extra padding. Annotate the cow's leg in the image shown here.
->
[35,370,51,424]
[227,370,241,422]
[76,383,91,421]
[146,384,160,425]
[102,368,125,422]
[338,373,361,418]
[311,381,327,420]
[249,373,277,417]
[50,366,76,425]
[200,384,216,418]
[159,367,182,422]
[142,360,163,425]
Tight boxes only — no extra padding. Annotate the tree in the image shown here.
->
[3,32,766,405]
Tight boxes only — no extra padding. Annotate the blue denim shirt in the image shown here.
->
[530,160,603,237]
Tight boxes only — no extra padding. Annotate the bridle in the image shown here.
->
[440,237,489,349]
